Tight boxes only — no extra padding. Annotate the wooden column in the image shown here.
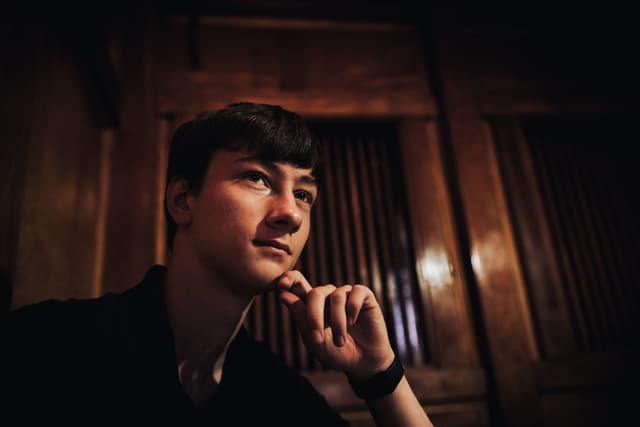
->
[398,119,479,369]
[102,17,159,293]
[429,22,542,427]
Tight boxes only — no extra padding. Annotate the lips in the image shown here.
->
[253,239,292,255]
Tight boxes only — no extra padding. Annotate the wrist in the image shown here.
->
[347,351,395,380]
[347,354,404,401]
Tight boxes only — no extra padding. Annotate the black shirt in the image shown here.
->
[1,265,350,426]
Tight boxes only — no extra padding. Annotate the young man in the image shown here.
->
[1,103,432,426]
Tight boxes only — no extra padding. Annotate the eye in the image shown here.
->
[243,171,268,186]
[294,190,314,205]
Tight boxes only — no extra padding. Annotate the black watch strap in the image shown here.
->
[348,356,404,400]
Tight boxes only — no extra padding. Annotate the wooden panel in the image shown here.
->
[430,10,634,116]
[153,118,172,266]
[424,402,490,427]
[151,16,436,117]
[0,23,40,286]
[376,138,424,364]
[490,119,576,358]
[540,387,634,427]
[534,349,638,391]
[92,130,115,296]
[493,117,640,360]
[434,28,543,425]
[10,38,103,308]
[364,137,408,359]
[398,119,479,369]
[102,18,159,293]
[342,402,489,427]
[479,97,633,116]
[157,82,436,118]
[520,118,640,353]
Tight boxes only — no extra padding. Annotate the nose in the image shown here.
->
[265,193,303,233]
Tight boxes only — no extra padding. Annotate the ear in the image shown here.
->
[165,176,193,226]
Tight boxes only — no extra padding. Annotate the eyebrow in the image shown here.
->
[234,156,317,186]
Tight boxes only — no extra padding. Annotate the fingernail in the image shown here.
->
[313,330,323,344]
[337,335,345,347]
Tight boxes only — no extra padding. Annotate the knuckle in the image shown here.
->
[309,287,322,298]
[330,291,344,303]
[321,284,336,293]
[338,284,353,292]
[283,269,297,278]
[353,284,369,293]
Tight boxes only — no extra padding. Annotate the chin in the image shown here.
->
[254,281,279,296]
[244,266,288,295]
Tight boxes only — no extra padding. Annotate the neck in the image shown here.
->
[164,247,254,367]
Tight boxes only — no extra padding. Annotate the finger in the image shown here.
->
[328,285,351,346]
[278,291,309,331]
[346,285,375,326]
[306,285,336,344]
[277,270,313,298]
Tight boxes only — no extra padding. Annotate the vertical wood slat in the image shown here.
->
[334,141,356,284]
[532,141,592,350]
[552,138,614,350]
[103,17,158,295]
[375,138,423,365]
[365,138,408,360]
[322,139,345,285]
[398,119,478,368]
[521,119,640,352]
[556,145,608,350]
[492,119,576,358]
[313,168,329,284]
[583,153,632,332]
[390,136,426,363]
[580,158,629,340]
[483,120,540,362]
[354,140,386,322]
[154,118,171,266]
[600,164,640,312]
[345,141,370,287]
[595,142,640,334]
[564,144,620,345]
[92,129,115,297]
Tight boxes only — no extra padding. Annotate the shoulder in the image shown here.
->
[2,292,123,362]
[2,265,165,348]
[0,293,129,422]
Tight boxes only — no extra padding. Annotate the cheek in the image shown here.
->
[292,221,311,252]
[202,195,260,237]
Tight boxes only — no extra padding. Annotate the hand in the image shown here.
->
[277,270,395,379]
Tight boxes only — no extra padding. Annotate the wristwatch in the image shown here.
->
[348,355,405,400]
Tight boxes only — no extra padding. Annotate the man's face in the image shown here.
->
[185,149,317,296]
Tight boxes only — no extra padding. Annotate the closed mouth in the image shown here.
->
[253,240,292,255]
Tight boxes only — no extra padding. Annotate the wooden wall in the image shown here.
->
[0,19,107,308]
[1,7,637,426]
[427,8,637,426]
